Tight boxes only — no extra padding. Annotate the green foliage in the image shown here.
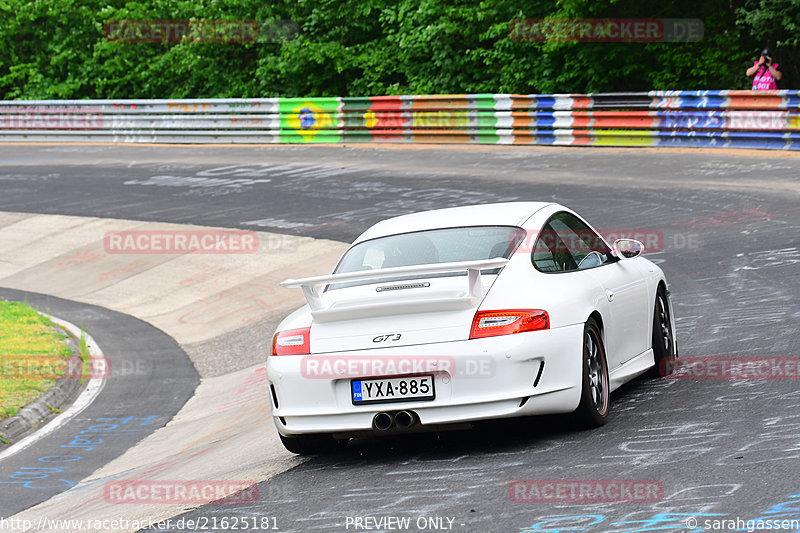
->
[0,0,794,99]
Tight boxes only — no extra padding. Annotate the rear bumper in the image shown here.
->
[266,323,584,436]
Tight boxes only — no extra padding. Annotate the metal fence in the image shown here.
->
[1,90,799,149]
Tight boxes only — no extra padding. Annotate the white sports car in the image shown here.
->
[268,202,677,454]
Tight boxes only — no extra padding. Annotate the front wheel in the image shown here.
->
[573,318,610,428]
[279,433,346,455]
[647,286,677,378]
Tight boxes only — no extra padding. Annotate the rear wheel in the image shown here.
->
[647,286,677,378]
[279,433,345,455]
[574,318,609,428]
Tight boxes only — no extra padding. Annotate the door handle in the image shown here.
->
[605,289,615,302]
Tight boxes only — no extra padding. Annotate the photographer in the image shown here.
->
[746,48,782,90]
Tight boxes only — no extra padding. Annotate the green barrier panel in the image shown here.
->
[278,98,342,142]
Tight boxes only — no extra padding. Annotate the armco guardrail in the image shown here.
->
[1,90,799,149]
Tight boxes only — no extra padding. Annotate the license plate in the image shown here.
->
[351,375,435,405]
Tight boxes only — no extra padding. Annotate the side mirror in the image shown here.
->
[613,238,644,259]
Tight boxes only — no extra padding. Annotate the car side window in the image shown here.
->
[532,212,612,273]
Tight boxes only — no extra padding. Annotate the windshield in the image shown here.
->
[334,226,526,275]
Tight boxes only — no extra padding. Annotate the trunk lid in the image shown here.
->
[280,259,508,353]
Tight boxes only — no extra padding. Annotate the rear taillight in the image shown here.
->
[469,310,549,339]
[272,327,310,356]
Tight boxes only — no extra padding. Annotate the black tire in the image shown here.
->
[573,318,610,428]
[279,433,345,455]
[647,286,677,378]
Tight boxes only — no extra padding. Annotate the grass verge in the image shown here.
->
[0,301,75,421]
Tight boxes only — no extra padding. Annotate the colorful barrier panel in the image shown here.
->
[1,91,799,149]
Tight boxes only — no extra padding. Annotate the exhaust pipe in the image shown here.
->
[394,410,416,429]
[373,412,395,431]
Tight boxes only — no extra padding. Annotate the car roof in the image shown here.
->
[354,202,555,243]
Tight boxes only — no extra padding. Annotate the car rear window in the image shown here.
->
[334,226,526,274]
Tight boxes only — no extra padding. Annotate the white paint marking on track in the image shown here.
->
[0,314,106,462]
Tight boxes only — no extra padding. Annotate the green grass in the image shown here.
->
[0,301,74,421]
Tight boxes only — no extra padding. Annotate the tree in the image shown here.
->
[0,0,790,99]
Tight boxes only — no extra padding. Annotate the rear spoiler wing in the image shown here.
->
[281,257,509,317]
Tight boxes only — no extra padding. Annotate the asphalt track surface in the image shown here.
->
[1,144,799,533]
[0,288,199,516]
